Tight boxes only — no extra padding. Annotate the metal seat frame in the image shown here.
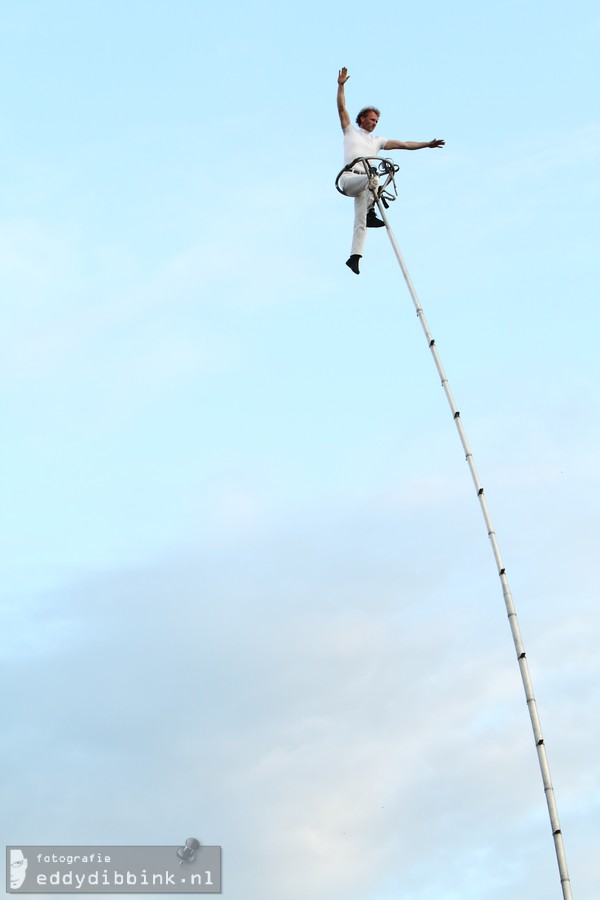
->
[335,156,400,209]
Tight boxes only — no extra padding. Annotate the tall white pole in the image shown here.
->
[374,196,573,899]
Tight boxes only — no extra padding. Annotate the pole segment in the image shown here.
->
[374,196,573,899]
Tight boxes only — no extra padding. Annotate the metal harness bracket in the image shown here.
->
[335,156,400,208]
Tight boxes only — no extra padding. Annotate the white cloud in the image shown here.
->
[2,503,596,898]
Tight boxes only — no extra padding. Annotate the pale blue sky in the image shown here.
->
[2,1,599,898]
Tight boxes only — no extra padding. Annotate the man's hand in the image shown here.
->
[429,139,445,148]
[337,68,350,129]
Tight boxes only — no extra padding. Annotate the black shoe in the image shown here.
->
[345,254,361,275]
[366,209,385,228]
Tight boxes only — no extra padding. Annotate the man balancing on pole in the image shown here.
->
[337,67,445,275]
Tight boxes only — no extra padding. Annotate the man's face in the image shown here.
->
[10,850,28,889]
[360,111,379,132]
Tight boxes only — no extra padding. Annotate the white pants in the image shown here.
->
[338,172,378,257]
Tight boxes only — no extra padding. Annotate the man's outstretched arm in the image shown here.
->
[337,67,351,130]
[383,138,445,150]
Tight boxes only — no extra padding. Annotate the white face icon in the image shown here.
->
[10,850,28,890]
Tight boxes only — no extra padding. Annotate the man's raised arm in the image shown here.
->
[337,67,351,130]
[383,138,445,150]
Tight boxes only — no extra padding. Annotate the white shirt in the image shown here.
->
[343,124,387,166]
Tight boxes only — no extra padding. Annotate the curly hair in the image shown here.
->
[356,106,381,126]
